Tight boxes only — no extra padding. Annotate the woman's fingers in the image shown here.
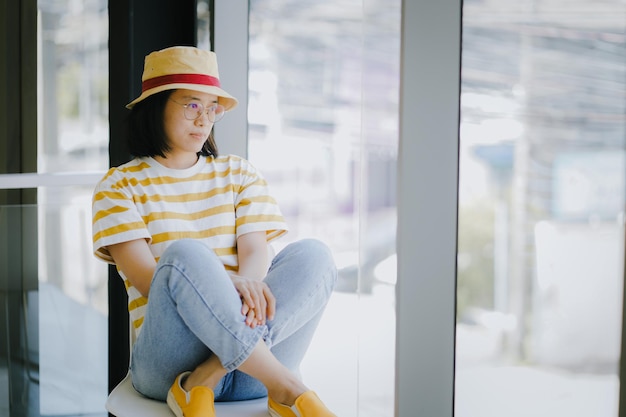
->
[241,301,250,316]
[264,286,276,321]
[233,275,275,327]
[245,307,257,327]
[256,290,268,323]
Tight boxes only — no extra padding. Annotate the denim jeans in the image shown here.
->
[130,238,337,401]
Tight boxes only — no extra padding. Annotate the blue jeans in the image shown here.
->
[130,238,337,401]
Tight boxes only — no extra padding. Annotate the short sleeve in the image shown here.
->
[92,169,151,263]
[232,158,288,242]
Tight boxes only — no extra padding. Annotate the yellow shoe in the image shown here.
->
[166,371,216,417]
[268,391,337,417]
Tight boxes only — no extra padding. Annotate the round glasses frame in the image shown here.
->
[169,99,226,123]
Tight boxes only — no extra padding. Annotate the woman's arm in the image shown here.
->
[107,239,157,297]
[231,231,275,327]
[236,231,270,279]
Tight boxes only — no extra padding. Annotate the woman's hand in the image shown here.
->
[230,273,276,328]
[234,231,273,328]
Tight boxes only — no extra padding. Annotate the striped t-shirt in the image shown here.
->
[92,154,288,333]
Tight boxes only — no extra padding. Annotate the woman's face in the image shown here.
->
[163,89,218,162]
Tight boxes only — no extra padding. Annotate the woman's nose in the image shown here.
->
[195,111,212,125]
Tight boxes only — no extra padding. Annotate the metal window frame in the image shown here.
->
[395,1,460,416]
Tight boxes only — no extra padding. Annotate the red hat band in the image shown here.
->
[141,73,221,93]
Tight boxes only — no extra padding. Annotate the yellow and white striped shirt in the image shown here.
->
[92,154,288,333]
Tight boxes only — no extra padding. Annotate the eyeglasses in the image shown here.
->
[169,99,226,123]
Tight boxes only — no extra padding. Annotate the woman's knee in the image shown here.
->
[276,238,337,284]
[153,239,226,292]
[158,239,221,268]
[160,239,207,260]
[298,238,334,265]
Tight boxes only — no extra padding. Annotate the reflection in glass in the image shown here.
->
[248,1,400,416]
[24,0,111,416]
[456,1,625,416]
[38,0,109,174]
[1,201,108,417]
[37,194,109,416]
[197,0,212,51]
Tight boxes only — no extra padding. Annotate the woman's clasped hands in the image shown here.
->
[229,273,276,328]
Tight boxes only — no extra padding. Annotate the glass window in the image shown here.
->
[456,1,625,416]
[197,0,212,51]
[35,1,109,415]
[248,2,400,416]
[38,0,109,175]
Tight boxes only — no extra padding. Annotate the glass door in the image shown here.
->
[456,1,626,416]
[246,1,401,416]
[37,0,110,413]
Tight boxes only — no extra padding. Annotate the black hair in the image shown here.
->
[127,89,219,158]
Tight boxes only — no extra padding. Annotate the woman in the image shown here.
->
[92,46,337,417]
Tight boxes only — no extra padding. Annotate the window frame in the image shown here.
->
[395,1,460,416]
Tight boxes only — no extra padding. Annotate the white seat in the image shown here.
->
[105,372,269,417]
[106,373,173,417]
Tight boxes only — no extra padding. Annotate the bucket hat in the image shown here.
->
[126,46,238,111]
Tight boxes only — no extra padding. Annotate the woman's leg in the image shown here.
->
[130,239,265,400]
[131,238,336,404]
[212,318,325,401]
[215,238,337,402]
[265,238,337,369]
